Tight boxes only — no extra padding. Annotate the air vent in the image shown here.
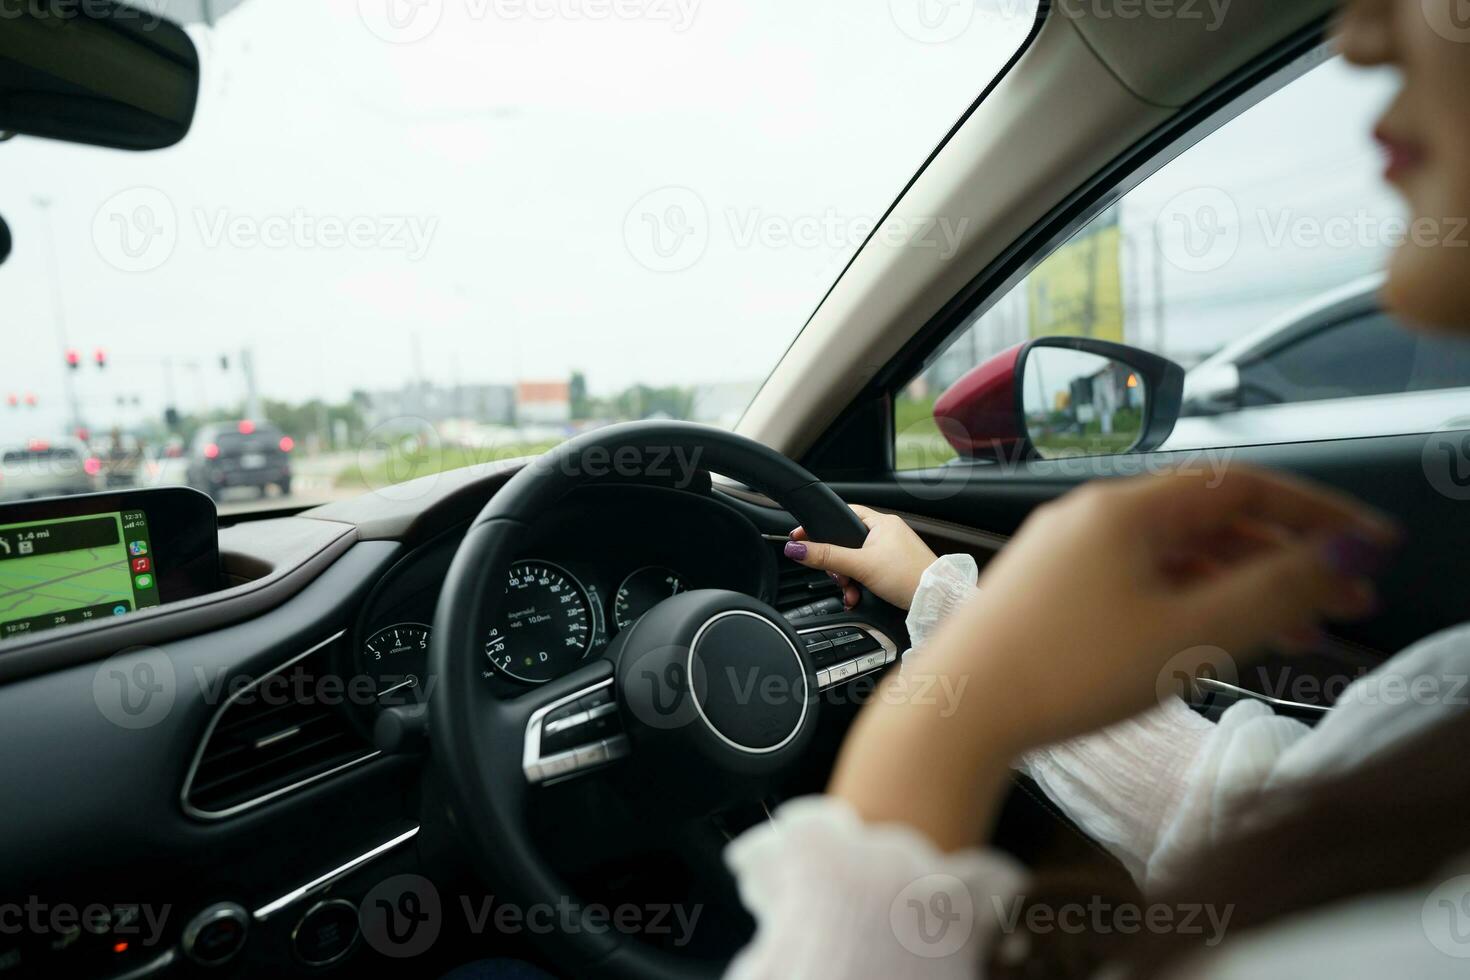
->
[182,632,379,819]
[773,543,843,614]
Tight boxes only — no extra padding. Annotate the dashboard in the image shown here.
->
[351,483,776,710]
[0,468,881,979]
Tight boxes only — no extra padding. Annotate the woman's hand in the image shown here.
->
[943,466,1395,750]
[783,505,940,610]
[828,466,1398,850]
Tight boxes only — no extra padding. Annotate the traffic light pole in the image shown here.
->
[33,197,83,435]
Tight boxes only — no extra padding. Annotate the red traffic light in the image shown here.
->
[23,393,36,407]
[94,348,107,368]
[4,394,15,408]
[65,349,81,369]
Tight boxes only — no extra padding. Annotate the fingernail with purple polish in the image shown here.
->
[784,541,807,561]
[1322,532,1387,578]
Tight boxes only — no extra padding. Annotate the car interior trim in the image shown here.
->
[253,825,421,922]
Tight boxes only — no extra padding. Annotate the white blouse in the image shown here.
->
[724,555,1470,979]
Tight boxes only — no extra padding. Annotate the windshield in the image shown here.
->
[0,0,1036,513]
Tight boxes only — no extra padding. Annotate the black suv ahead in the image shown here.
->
[185,421,294,497]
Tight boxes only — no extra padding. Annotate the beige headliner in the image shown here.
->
[736,0,1334,459]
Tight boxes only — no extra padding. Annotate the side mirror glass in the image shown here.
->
[1021,347,1145,459]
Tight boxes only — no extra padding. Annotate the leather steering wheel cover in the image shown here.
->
[429,421,867,979]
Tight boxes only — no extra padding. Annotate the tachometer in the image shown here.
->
[613,566,687,631]
[485,560,594,683]
[362,622,431,704]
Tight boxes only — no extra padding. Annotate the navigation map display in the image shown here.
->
[0,510,161,641]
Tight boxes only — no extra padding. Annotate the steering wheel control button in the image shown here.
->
[578,688,614,712]
[800,625,897,689]
[524,679,630,784]
[292,899,359,967]
[182,902,249,967]
[574,741,610,767]
[603,734,631,760]
[544,710,589,735]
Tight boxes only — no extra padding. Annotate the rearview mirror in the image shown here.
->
[0,0,199,150]
[933,337,1184,461]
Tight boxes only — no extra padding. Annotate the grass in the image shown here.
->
[334,440,562,490]
[894,395,959,471]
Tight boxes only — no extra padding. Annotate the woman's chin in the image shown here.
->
[1383,241,1470,331]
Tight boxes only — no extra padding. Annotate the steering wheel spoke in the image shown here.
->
[521,662,631,785]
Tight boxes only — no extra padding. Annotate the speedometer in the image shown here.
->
[485,560,594,683]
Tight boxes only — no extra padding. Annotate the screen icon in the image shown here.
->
[128,541,148,556]
[112,605,129,616]
[133,573,154,590]
[131,557,151,573]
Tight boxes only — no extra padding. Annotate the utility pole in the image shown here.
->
[240,348,262,420]
[33,196,83,434]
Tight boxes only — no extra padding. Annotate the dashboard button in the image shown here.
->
[857,652,886,672]
[829,661,860,683]
[540,751,580,779]
[603,735,631,760]
[816,669,832,687]
[802,636,833,653]
[183,902,248,967]
[292,900,359,967]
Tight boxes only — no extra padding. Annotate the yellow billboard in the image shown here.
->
[1026,207,1124,342]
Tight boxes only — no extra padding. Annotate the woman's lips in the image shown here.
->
[1374,126,1427,183]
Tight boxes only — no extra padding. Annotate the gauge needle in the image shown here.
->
[376,676,418,699]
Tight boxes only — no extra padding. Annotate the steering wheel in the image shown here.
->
[429,421,870,979]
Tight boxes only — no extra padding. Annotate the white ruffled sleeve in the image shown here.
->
[724,796,1025,980]
[903,553,981,654]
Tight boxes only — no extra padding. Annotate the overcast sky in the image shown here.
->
[0,0,1038,439]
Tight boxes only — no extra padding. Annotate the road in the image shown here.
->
[142,450,376,517]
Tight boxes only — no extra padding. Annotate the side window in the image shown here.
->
[1237,313,1470,407]
[895,56,1470,470]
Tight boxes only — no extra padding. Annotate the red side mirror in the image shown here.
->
[932,337,1184,461]
[932,343,1027,459]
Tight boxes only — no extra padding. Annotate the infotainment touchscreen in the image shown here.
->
[0,509,163,640]
[0,487,219,645]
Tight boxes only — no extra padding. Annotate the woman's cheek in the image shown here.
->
[1383,1,1470,327]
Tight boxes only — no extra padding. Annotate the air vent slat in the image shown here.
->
[183,633,378,818]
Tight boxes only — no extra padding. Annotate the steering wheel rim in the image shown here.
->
[429,421,867,979]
